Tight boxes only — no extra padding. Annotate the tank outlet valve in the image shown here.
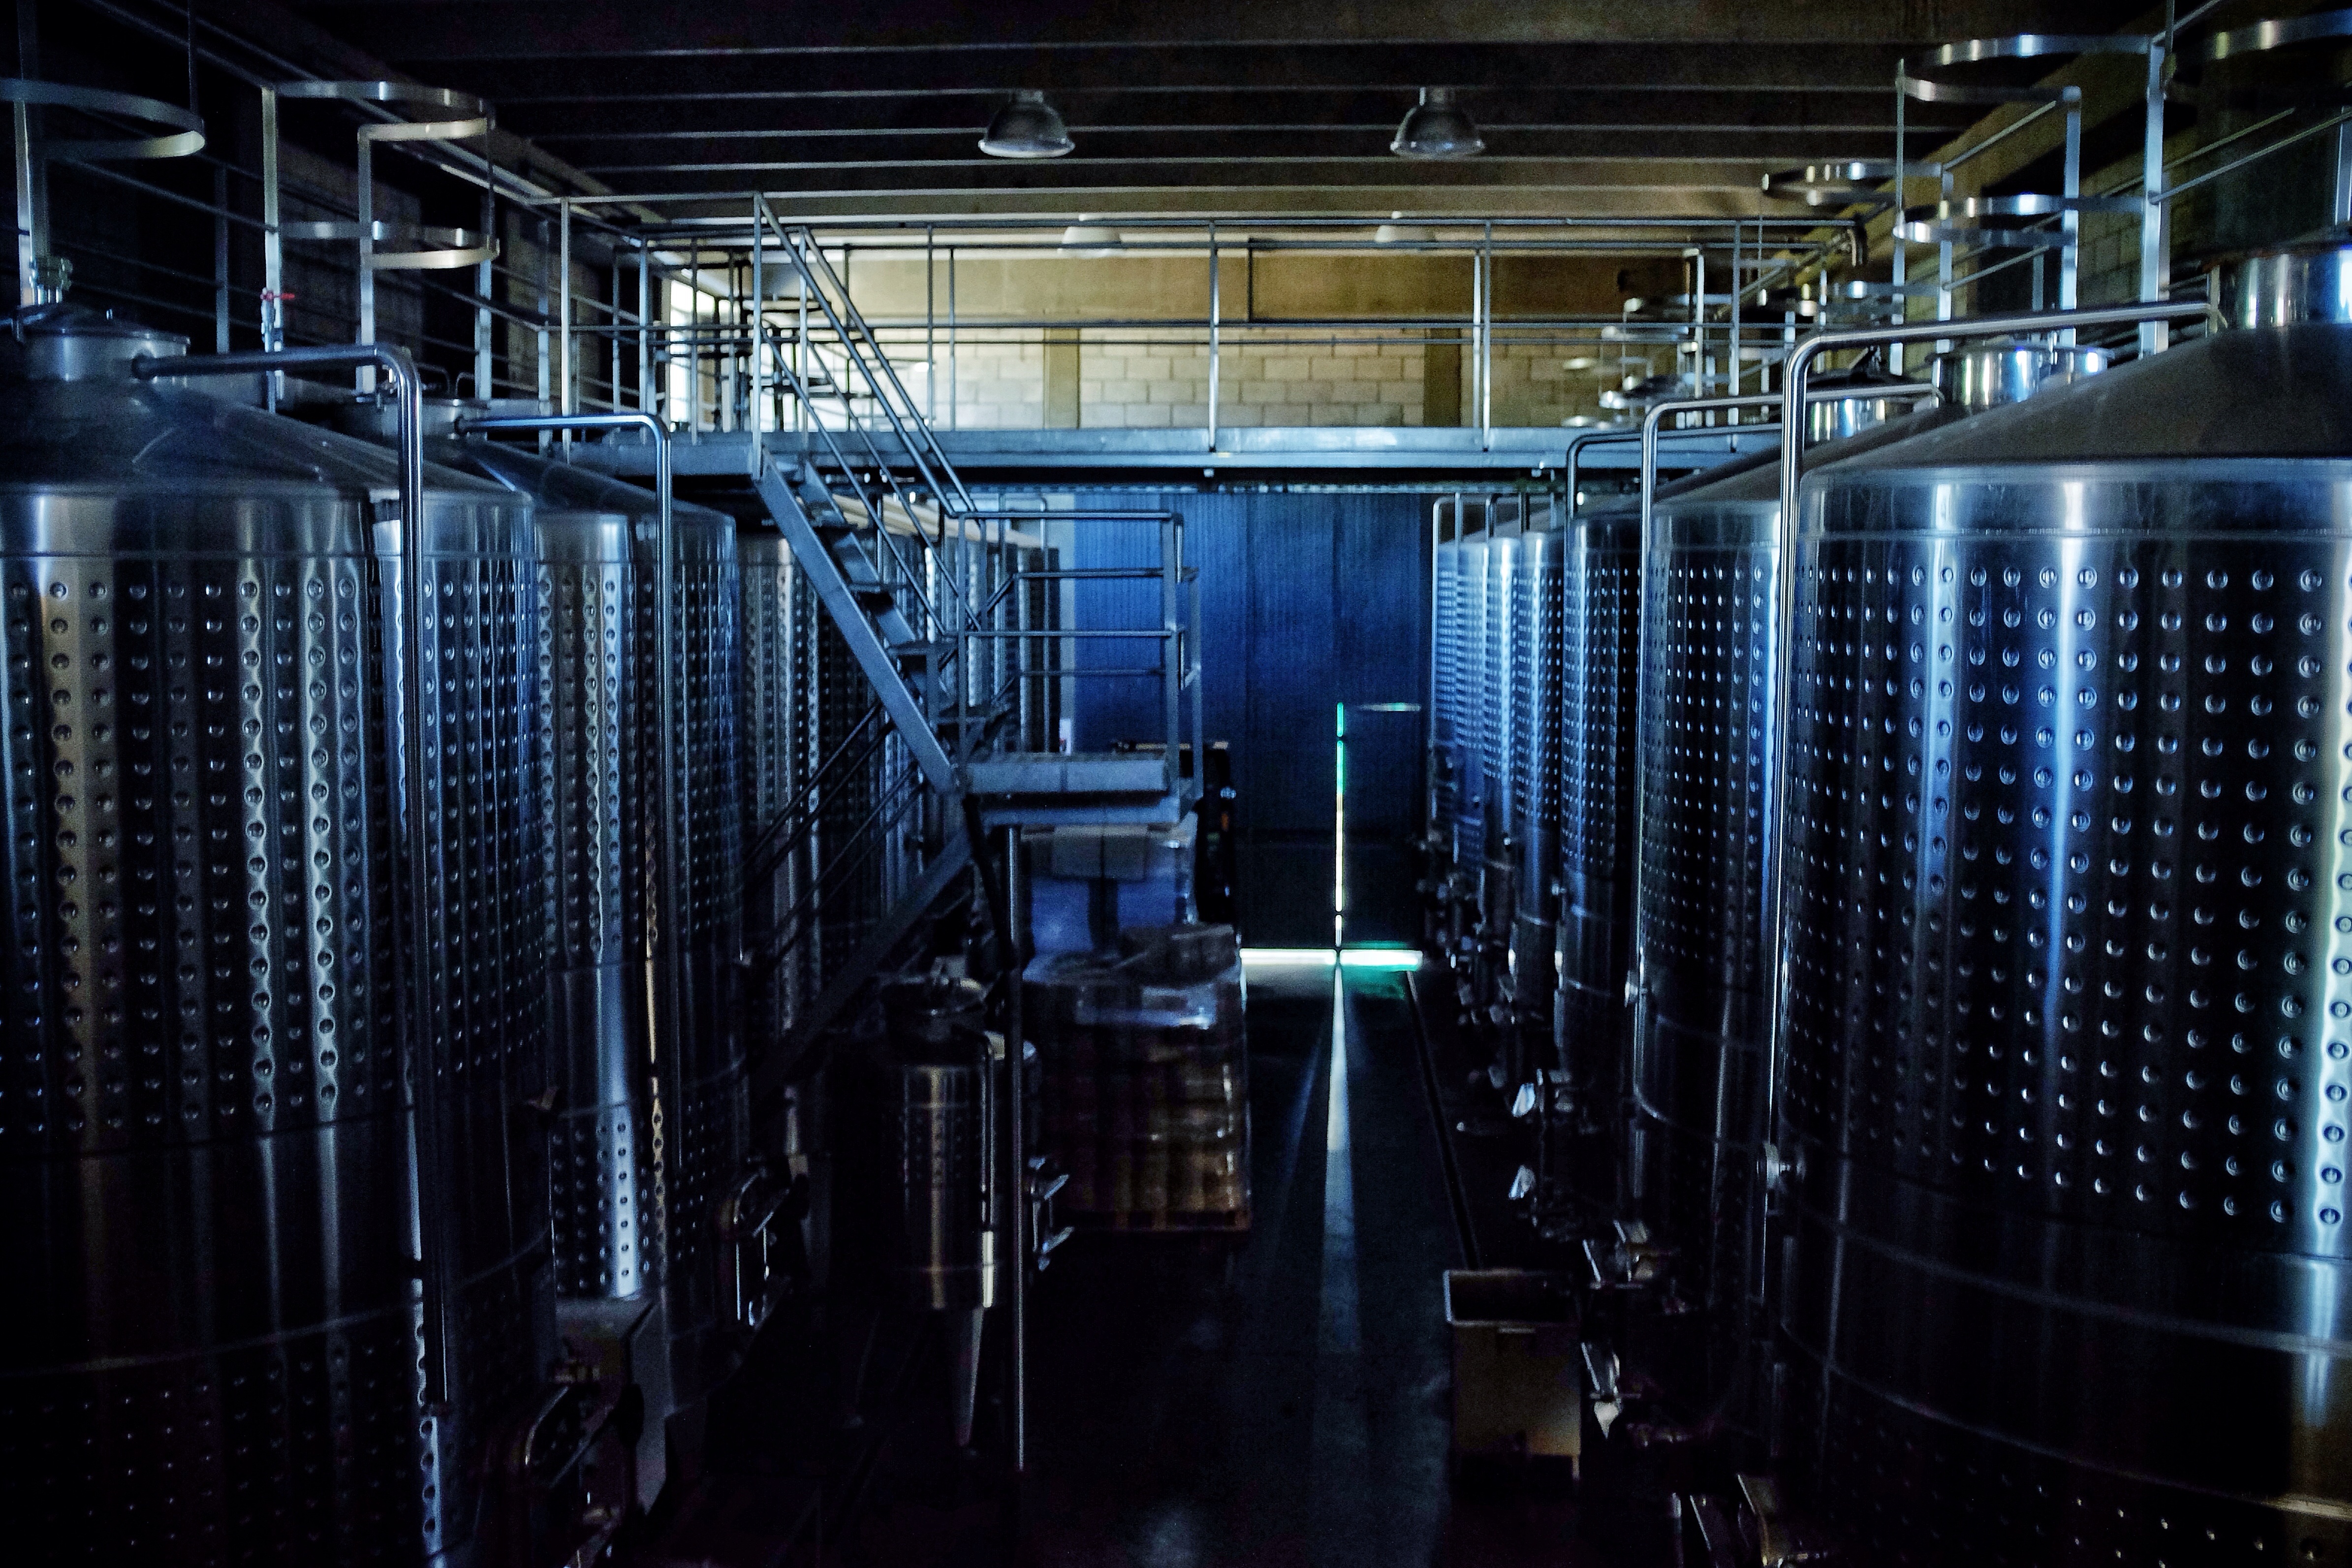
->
[1761,1142,1802,1194]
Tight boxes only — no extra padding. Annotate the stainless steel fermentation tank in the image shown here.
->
[1507,501,1567,1051]
[1549,488,1652,1182]
[1473,500,1525,1019]
[1627,372,2038,1425]
[425,433,751,1457]
[739,525,815,1047]
[1428,498,1486,966]
[1776,257,2352,1562]
[0,307,555,1563]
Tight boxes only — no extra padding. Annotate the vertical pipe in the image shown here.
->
[2336,122,2352,227]
[947,247,958,433]
[753,208,766,464]
[13,0,40,306]
[558,199,573,419]
[2139,30,2170,356]
[1936,157,1953,325]
[1162,512,1179,793]
[1691,247,1705,413]
[609,244,620,411]
[259,88,281,404]
[1728,222,1742,399]
[475,185,494,400]
[12,99,35,307]
[355,131,374,368]
[213,166,229,352]
[1001,822,1028,1472]
[926,223,937,423]
[2060,92,2081,314]
[1891,60,1907,375]
[1468,220,1486,446]
[534,217,551,426]
[637,240,651,415]
[1206,223,1221,450]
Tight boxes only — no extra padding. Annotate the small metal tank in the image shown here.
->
[842,972,996,1445]
[1510,499,1567,1041]
[428,434,749,1444]
[0,306,555,1562]
[1775,247,2352,1562]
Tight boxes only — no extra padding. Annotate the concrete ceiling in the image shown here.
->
[289,0,2154,221]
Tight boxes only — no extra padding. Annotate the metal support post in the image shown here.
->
[1206,223,1221,450]
[752,210,766,466]
[1000,821,1029,1472]
[926,223,937,423]
[1477,222,1493,447]
[637,241,652,416]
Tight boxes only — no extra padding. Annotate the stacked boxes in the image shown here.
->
[1024,817,1196,957]
[1024,923,1250,1231]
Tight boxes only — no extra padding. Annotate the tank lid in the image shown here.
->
[2208,240,2352,329]
[0,302,186,382]
[1932,341,2112,412]
[1827,320,2352,473]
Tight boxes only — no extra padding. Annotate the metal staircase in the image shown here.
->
[739,210,1202,1055]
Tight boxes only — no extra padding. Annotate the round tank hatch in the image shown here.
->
[2208,239,2352,328]
[0,301,185,382]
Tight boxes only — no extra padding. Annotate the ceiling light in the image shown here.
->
[1374,211,1434,244]
[1563,356,1599,371]
[1391,88,1483,160]
[980,90,1074,159]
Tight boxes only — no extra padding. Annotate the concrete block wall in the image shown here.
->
[879,328,1437,428]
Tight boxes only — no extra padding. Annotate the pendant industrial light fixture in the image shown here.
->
[980,90,1075,158]
[1390,87,1483,160]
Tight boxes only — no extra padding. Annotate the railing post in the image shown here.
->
[1207,223,1220,451]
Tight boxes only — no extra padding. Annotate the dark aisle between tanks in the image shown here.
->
[662,963,1591,1568]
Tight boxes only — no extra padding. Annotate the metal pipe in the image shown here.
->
[130,341,444,1400]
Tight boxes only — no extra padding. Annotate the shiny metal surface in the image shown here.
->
[740,525,812,1051]
[2210,240,2352,328]
[1777,316,2352,1562]
[1430,526,1463,856]
[1934,342,2112,411]
[1554,497,1641,1113]
[439,439,747,1418]
[1510,509,1565,1024]
[1451,529,1490,873]
[855,976,996,1314]
[1632,409,1968,1421]
[0,311,554,1563]
[1478,507,1522,953]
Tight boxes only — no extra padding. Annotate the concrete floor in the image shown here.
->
[659,963,1602,1568]
[1007,963,1588,1568]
